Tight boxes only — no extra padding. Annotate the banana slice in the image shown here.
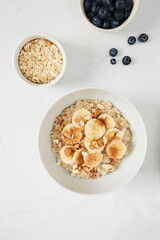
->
[98,114,115,130]
[73,148,85,165]
[60,146,76,164]
[72,109,91,130]
[62,124,82,145]
[84,136,107,153]
[105,128,124,142]
[82,151,103,168]
[85,119,105,140]
[106,140,127,159]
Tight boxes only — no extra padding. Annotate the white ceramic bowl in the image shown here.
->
[80,0,139,32]
[38,87,147,195]
[13,33,66,88]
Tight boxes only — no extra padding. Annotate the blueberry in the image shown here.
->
[103,0,112,6]
[122,56,131,65]
[110,19,119,28]
[87,11,95,20]
[102,20,110,28]
[107,13,113,21]
[109,48,118,57]
[108,3,114,12]
[114,10,124,20]
[124,10,130,19]
[98,6,109,19]
[96,0,103,5]
[92,16,103,27]
[115,0,125,10]
[125,0,133,11]
[91,2,100,14]
[110,58,116,65]
[138,33,148,43]
[84,0,92,12]
[128,36,136,45]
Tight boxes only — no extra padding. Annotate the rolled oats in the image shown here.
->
[18,38,63,84]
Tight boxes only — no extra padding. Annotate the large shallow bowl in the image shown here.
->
[38,88,147,195]
[80,0,140,32]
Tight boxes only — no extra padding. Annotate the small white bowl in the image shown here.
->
[13,33,66,88]
[38,87,147,195]
[80,0,139,32]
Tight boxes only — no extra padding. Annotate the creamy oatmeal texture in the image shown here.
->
[18,38,63,84]
[51,99,132,179]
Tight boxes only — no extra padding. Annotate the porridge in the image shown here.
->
[18,38,63,84]
[51,99,132,179]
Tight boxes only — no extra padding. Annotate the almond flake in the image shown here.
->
[97,104,104,109]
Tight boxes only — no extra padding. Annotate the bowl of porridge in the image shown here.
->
[38,88,147,194]
[13,33,66,88]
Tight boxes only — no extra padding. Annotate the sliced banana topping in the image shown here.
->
[73,148,85,166]
[85,119,105,140]
[62,124,82,145]
[106,140,127,159]
[72,109,91,130]
[105,128,124,142]
[98,114,115,130]
[82,152,103,168]
[60,146,76,164]
[84,136,107,153]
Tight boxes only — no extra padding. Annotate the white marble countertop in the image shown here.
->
[0,0,160,239]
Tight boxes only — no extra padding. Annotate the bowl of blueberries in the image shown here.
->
[80,0,139,31]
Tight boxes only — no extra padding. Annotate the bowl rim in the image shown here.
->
[80,0,140,32]
[12,32,67,88]
[38,87,147,195]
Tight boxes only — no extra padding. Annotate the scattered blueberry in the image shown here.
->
[92,16,103,27]
[110,19,119,28]
[109,48,118,57]
[102,20,110,29]
[103,0,112,6]
[84,0,92,12]
[115,0,125,10]
[128,36,136,45]
[98,6,109,19]
[125,0,133,11]
[108,3,114,12]
[138,33,148,43]
[110,58,117,65]
[114,10,124,21]
[122,56,131,65]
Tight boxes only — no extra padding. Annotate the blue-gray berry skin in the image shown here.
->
[125,0,133,11]
[114,10,124,21]
[110,58,117,65]
[110,19,119,28]
[138,33,148,43]
[109,48,118,57]
[92,16,103,27]
[122,56,131,65]
[102,20,110,29]
[128,36,136,45]
[115,0,125,10]
[98,6,109,19]
[84,0,92,12]
[103,0,112,6]
[124,10,130,19]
